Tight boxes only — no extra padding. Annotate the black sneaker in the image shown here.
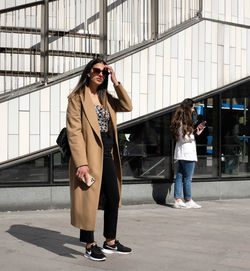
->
[84,243,106,261]
[102,240,132,254]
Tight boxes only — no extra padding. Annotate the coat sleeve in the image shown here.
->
[108,83,133,112]
[66,94,88,168]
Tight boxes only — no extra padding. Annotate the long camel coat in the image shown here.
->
[66,83,132,230]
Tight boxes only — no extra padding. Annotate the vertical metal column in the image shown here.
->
[99,0,107,59]
[197,0,203,18]
[151,0,158,40]
[41,0,49,83]
[213,95,220,178]
[247,98,250,172]
[242,97,247,163]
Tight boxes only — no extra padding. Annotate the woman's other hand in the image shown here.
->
[76,165,89,181]
[196,126,204,135]
[104,65,119,86]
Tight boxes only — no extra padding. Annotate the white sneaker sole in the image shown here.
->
[172,204,187,209]
[102,248,131,255]
[84,253,106,261]
[186,205,202,209]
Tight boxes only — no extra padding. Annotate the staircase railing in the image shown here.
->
[0,0,201,95]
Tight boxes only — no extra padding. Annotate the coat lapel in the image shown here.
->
[79,86,101,142]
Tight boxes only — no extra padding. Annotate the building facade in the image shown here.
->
[0,0,250,210]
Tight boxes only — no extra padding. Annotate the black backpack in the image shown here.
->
[56,127,71,161]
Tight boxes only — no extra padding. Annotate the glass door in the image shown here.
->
[221,87,250,177]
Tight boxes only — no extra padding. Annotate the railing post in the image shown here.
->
[197,0,203,18]
[41,0,49,83]
[99,0,108,59]
[151,0,158,40]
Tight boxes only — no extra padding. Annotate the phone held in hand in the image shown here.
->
[82,174,95,187]
[197,121,206,129]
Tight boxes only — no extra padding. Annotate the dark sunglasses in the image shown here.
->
[92,67,109,77]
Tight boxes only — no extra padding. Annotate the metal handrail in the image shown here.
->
[140,157,166,177]
[0,146,59,170]
[0,26,100,38]
[0,0,57,14]
[0,15,202,103]
[202,17,250,29]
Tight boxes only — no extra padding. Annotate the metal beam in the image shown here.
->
[0,0,57,14]
[99,0,108,58]
[151,0,158,40]
[0,70,59,77]
[197,0,203,18]
[203,17,250,29]
[0,26,100,39]
[40,0,49,82]
[0,47,99,58]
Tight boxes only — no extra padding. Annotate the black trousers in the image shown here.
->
[80,132,120,243]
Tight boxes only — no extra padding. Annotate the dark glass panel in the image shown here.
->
[0,156,49,184]
[53,152,69,182]
[221,86,250,177]
[119,114,172,180]
[194,101,212,178]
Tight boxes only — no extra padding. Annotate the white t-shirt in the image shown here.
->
[174,127,197,161]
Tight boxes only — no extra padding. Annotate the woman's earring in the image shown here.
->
[87,74,90,77]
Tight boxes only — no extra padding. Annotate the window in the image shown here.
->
[118,114,172,181]
[0,156,49,184]
[221,87,250,177]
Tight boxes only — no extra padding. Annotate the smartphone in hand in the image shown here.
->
[82,173,95,187]
[197,121,206,129]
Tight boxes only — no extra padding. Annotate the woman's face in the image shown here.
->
[89,63,108,86]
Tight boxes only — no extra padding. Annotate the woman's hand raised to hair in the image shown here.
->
[104,65,119,86]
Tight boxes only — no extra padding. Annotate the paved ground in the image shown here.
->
[1,199,250,271]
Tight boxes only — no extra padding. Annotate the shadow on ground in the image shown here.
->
[152,183,172,205]
[7,225,83,258]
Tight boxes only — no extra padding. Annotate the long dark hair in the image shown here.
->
[69,58,109,107]
[170,98,194,141]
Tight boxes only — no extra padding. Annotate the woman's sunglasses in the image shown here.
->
[92,68,110,77]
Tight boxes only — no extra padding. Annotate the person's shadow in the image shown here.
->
[7,225,83,258]
[152,182,173,207]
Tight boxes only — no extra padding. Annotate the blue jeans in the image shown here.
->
[174,160,195,200]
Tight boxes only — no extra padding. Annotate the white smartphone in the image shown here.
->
[82,173,95,187]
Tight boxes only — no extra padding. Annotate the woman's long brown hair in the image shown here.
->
[170,98,194,141]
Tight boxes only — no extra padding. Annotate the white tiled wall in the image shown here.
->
[203,0,250,25]
[1,18,250,162]
[0,102,8,161]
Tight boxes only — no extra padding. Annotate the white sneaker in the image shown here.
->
[185,199,202,209]
[173,200,187,209]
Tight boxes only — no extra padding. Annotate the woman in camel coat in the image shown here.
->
[66,58,132,261]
